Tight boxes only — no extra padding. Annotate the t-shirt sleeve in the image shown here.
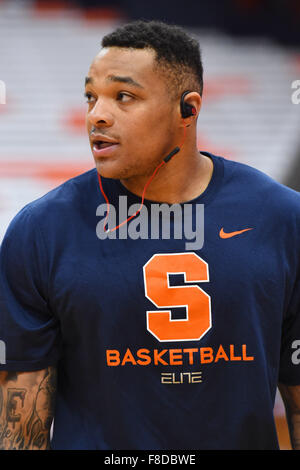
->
[0,205,61,371]
[279,272,300,385]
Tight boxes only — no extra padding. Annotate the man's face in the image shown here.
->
[85,47,178,180]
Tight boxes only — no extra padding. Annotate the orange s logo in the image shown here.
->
[143,253,211,342]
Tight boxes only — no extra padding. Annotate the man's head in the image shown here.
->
[85,20,203,180]
[101,20,203,102]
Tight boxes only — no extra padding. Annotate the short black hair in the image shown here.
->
[101,20,203,102]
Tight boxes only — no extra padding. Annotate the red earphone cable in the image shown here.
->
[98,120,188,233]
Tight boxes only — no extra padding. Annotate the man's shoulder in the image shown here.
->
[221,154,280,188]
[219,154,300,210]
[23,167,98,217]
[4,168,98,238]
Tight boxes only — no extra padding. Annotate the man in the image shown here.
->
[1,20,300,450]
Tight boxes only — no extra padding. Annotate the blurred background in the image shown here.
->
[0,0,299,449]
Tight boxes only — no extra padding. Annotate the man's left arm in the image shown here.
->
[278,383,300,450]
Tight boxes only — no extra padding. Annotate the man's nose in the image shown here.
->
[87,98,114,127]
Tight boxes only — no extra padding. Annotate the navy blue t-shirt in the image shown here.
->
[1,153,300,450]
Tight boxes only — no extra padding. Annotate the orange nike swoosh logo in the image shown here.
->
[219,227,253,239]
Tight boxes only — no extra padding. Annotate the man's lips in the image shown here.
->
[91,141,119,158]
[90,132,119,144]
[90,133,119,158]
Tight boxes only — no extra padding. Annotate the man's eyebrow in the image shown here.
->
[106,74,144,89]
[85,74,144,89]
[85,76,93,86]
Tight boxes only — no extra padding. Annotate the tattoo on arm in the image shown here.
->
[278,383,300,450]
[0,367,57,450]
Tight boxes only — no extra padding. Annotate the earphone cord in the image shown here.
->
[97,120,187,233]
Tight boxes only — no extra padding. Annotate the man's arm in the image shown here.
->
[0,367,57,450]
[278,383,300,450]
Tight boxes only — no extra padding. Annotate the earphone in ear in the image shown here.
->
[163,91,196,163]
[180,90,197,118]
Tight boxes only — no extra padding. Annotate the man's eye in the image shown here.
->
[117,92,132,102]
[84,92,95,103]
[84,91,132,104]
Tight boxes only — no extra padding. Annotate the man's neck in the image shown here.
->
[119,149,214,204]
